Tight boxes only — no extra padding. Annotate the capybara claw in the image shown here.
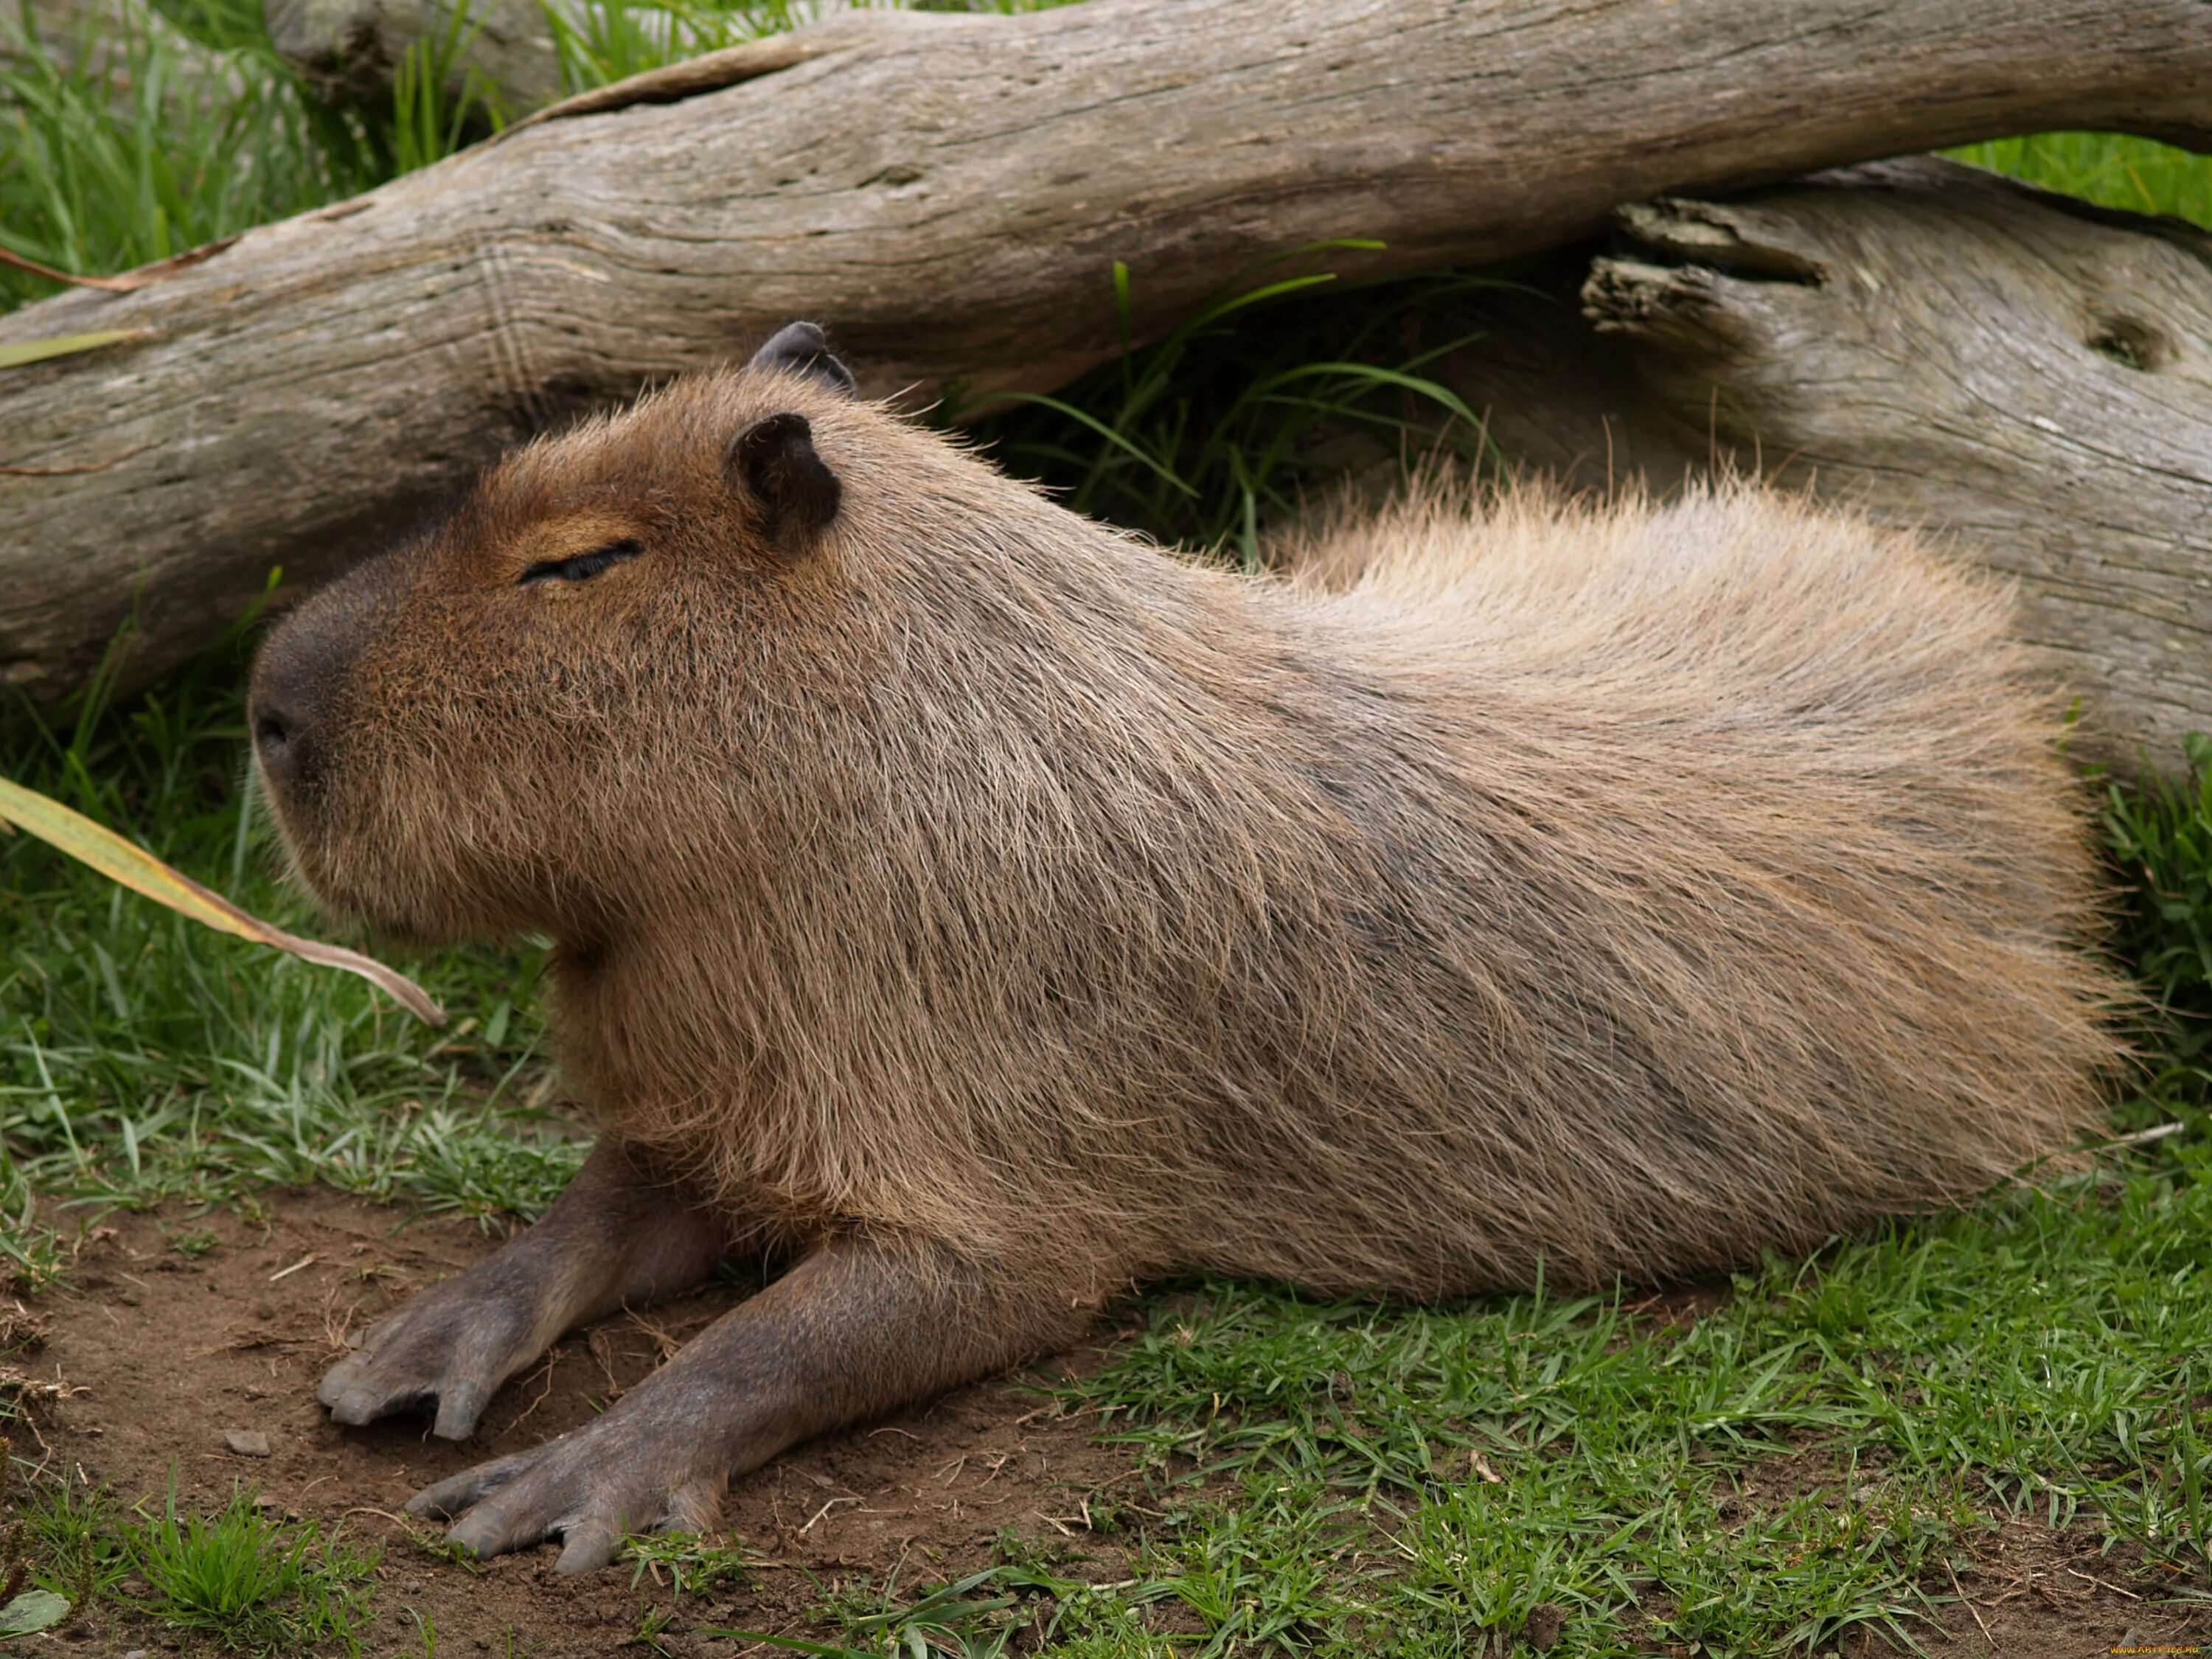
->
[431,1380,485,1440]
[315,1281,542,1437]
[407,1450,533,1522]
[315,1347,442,1430]
[407,1406,726,1571]
[330,1388,408,1428]
[315,1353,422,1425]
[552,1521,622,1575]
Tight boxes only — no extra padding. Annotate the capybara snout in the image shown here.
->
[248,554,376,810]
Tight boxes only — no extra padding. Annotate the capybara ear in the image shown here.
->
[729,412,841,552]
[745,321,856,397]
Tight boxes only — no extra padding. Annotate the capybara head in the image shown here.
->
[249,323,880,942]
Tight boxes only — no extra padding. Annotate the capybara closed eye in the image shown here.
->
[253,318,2121,1572]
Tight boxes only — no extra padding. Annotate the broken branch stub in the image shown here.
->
[262,0,567,111]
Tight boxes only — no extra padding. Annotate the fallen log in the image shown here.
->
[2,0,2210,708]
[1582,156,2212,771]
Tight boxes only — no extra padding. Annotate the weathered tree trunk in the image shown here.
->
[1582,156,2212,772]
[1,0,2209,708]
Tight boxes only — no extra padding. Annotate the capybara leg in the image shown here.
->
[317,1141,728,1439]
[406,1234,1079,1571]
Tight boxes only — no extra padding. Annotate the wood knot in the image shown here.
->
[2086,315,2167,372]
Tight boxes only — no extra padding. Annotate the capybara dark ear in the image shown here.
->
[745,321,856,397]
[729,411,841,552]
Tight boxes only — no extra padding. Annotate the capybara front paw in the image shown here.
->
[317,1277,542,1439]
[405,1413,723,1573]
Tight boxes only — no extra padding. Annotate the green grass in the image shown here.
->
[131,1481,380,1652]
[693,1099,2212,1657]
[3,0,382,310]
[0,627,584,1270]
[959,252,1498,560]
[1042,1154,2212,1655]
[621,1529,759,1597]
[1949,132,2212,229]
[706,1558,1113,1658]
[3,1463,131,1625]
[0,1447,378,1655]
[2101,734,2212,1119]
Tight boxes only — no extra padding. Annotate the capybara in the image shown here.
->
[249,322,2121,1572]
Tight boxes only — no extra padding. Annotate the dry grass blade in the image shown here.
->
[0,243,140,292]
[0,327,153,369]
[0,775,445,1024]
[0,237,238,296]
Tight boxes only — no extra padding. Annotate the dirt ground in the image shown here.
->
[5,1190,2208,1658]
[1866,1522,2209,1659]
[6,1191,1144,1656]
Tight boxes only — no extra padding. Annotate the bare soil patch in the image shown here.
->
[1837,1514,2211,1659]
[6,1189,1143,1656]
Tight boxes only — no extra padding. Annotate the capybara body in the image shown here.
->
[254,325,2121,1566]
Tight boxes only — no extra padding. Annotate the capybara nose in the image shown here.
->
[254,700,294,751]
[248,626,320,791]
[248,552,396,810]
[248,688,311,799]
[251,699,299,772]
[249,599,354,807]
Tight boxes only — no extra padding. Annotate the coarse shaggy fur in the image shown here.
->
[257,360,2126,1321]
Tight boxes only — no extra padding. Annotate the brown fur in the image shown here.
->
[255,358,2125,1329]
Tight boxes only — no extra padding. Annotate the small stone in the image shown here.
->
[223,1430,271,1458]
[1523,1602,1566,1651]
[122,1650,150,1658]
[403,1579,422,1594]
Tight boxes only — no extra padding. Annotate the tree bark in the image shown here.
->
[1581,156,2212,772]
[2,0,2209,708]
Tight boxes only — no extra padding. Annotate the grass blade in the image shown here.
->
[0,774,445,1024]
